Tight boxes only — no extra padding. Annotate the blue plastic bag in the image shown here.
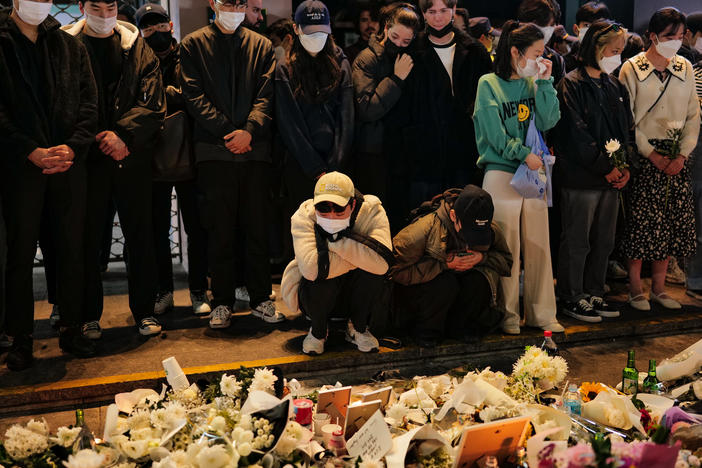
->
[509,119,555,206]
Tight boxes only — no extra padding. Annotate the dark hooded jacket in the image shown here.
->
[62,19,165,169]
[275,45,354,179]
[0,10,97,167]
[352,34,406,155]
[179,24,275,164]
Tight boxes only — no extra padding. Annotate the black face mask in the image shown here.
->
[427,20,453,39]
[145,31,173,53]
[384,41,406,60]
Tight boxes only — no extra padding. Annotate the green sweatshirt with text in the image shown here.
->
[473,74,560,174]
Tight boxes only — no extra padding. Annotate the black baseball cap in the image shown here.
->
[453,185,494,247]
[468,17,496,39]
[294,0,332,35]
[135,3,169,28]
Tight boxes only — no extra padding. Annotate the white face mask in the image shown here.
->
[17,0,53,26]
[274,45,286,63]
[598,53,621,74]
[654,36,681,59]
[537,25,555,44]
[86,12,117,35]
[217,10,245,32]
[695,36,702,54]
[577,26,588,42]
[316,214,350,234]
[299,31,328,54]
[517,55,541,78]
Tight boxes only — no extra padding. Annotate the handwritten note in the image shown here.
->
[346,409,393,462]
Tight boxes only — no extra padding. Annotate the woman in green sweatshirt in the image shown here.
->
[473,20,562,335]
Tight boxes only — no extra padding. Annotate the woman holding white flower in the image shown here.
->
[619,7,701,311]
[551,20,632,323]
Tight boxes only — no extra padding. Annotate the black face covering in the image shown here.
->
[426,20,453,39]
[384,41,406,60]
[145,31,173,53]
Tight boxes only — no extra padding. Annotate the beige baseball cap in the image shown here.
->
[313,172,354,206]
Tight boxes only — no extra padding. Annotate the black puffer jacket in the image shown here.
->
[275,46,354,179]
[551,67,636,190]
[0,10,97,166]
[180,24,275,163]
[63,19,165,167]
[352,34,406,155]
[159,39,184,113]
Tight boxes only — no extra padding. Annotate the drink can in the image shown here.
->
[293,398,314,425]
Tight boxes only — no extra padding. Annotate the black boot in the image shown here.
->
[6,335,33,371]
[59,328,97,358]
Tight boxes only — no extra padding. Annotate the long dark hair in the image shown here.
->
[288,33,341,103]
[493,20,544,80]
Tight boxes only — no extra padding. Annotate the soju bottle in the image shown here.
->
[72,409,96,452]
[621,350,639,395]
[643,359,660,394]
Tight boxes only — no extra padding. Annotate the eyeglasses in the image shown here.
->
[315,202,348,214]
[215,0,246,12]
[141,22,171,35]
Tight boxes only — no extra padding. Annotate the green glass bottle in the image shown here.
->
[622,350,639,395]
[643,359,660,394]
[72,409,95,452]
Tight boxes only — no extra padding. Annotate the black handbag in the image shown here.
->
[153,110,195,182]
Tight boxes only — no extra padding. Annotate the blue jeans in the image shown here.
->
[686,143,702,290]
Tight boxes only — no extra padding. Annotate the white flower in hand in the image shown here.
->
[605,139,621,154]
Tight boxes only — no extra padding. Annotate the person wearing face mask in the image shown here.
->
[275,0,354,241]
[135,4,211,318]
[351,3,420,209]
[516,0,565,86]
[563,1,612,74]
[680,12,702,65]
[268,18,294,65]
[180,0,280,329]
[473,20,563,335]
[618,7,701,312]
[392,185,512,347]
[62,0,165,339]
[391,0,492,233]
[280,172,392,355]
[551,20,632,323]
[0,0,99,369]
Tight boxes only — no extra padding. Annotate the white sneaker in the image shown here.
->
[190,291,211,315]
[666,258,686,285]
[236,287,277,303]
[139,317,162,336]
[302,329,325,355]
[251,300,285,323]
[345,322,379,352]
[81,321,102,340]
[154,292,174,315]
[209,305,232,329]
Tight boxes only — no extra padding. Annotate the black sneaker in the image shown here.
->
[49,304,61,329]
[6,335,33,371]
[59,328,97,358]
[686,289,702,301]
[589,296,620,318]
[561,299,603,323]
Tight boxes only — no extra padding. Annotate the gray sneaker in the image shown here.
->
[345,322,379,352]
[190,291,211,315]
[209,305,232,329]
[81,321,102,340]
[251,300,285,323]
[138,317,162,336]
[154,291,174,315]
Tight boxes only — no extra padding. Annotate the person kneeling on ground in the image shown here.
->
[392,185,512,347]
[281,172,393,355]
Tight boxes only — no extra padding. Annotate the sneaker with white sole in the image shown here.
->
[154,291,174,315]
[590,296,620,318]
[81,321,102,340]
[345,322,379,352]
[666,258,686,285]
[541,321,565,333]
[139,317,162,336]
[209,305,232,329]
[49,304,61,329]
[302,329,325,355]
[561,299,602,323]
[190,291,211,315]
[236,287,277,303]
[251,300,285,323]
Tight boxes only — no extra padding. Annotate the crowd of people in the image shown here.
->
[0,0,701,369]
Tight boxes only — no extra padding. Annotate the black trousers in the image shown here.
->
[395,269,492,341]
[0,194,6,332]
[152,180,208,294]
[299,269,387,339]
[197,161,272,308]
[1,161,86,336]
[83,157,157,323]
[282,154,317,263]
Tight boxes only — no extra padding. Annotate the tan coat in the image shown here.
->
[281,195,392,312]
